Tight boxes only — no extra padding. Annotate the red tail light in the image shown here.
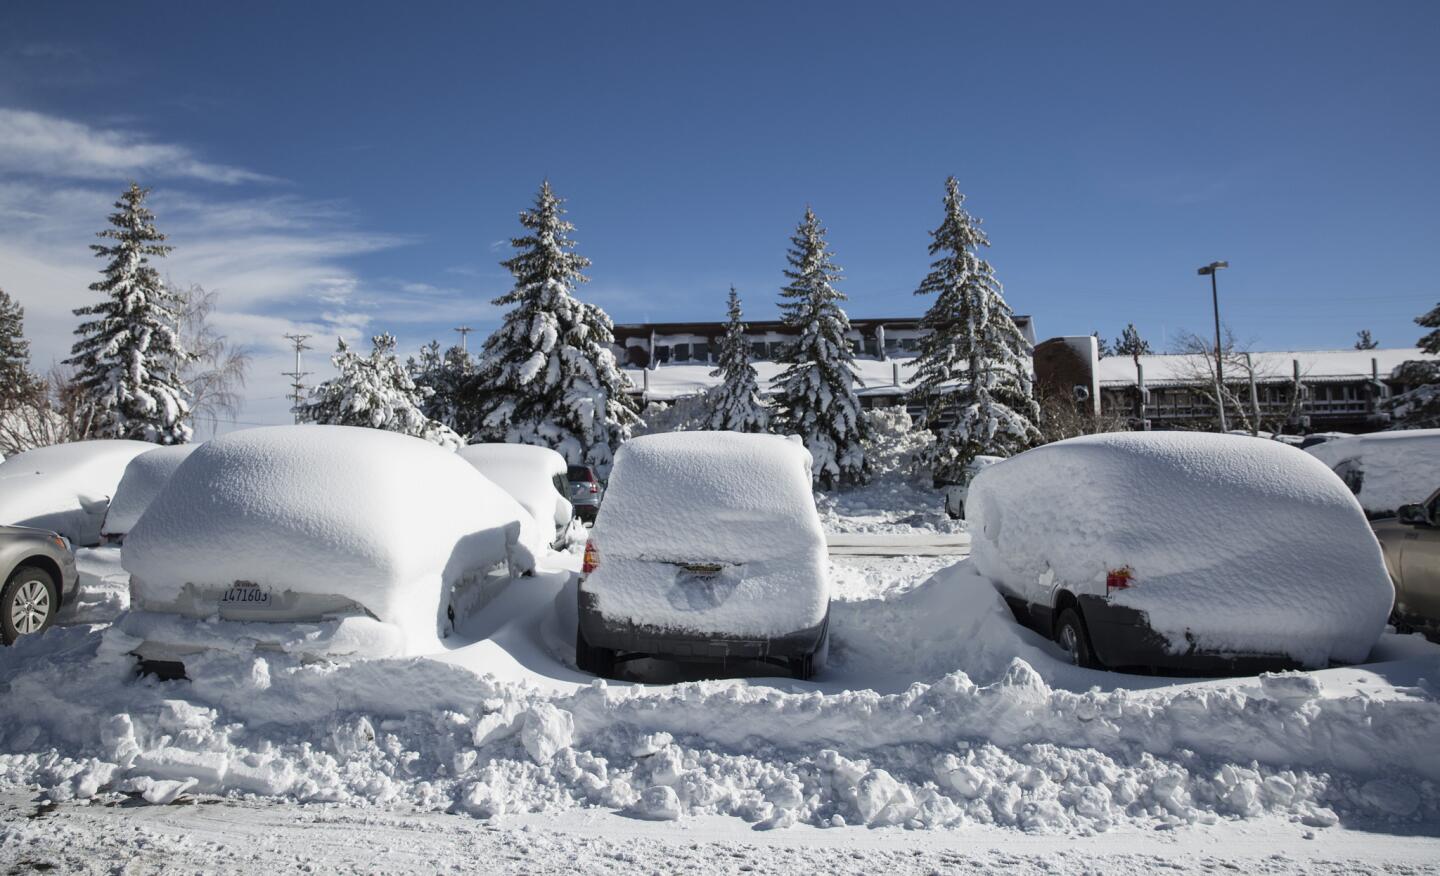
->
[582,540,600,575]
[1106,566,1134,593]
[589,482,599,494]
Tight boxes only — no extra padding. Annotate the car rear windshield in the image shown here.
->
[567,465,595,481]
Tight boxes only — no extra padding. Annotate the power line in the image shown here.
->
[281,333,313,424]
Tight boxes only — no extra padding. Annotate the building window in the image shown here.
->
[751,341,768,360]
[900,337,918,352]
[864,336,879,357]
[769,341,787,359]
[693,342,709,362]
[885,338,900,352]
[654,345,670,364]
[673,343,691,362]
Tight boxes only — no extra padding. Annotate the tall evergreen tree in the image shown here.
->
[65,183,193,443]
[408,340,477,433]
[0,287,41,409]
[469,182,639,474]
[1416,303,1440,355]
[1113,323,1152,363]
[704,286,769,432]
[1092,331,1111,358]
[299,333,462,448]
[1354,329,1379,350]
[908,177,1039,481]
[772,208,868,487]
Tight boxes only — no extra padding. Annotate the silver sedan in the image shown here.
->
[1,524,78,645]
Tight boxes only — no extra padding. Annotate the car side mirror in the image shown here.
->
[1398,504,1432,527]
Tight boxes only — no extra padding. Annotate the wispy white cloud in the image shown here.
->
[0,107,275,185]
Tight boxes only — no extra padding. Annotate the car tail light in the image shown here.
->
[582,540,600,575]
[1106,566,1134,594]
[589,482,599,494]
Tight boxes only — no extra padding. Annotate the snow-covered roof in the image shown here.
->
[1098,348,1439,388]
[625,357,926,401]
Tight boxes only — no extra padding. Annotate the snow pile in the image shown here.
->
[1305,429,1440,517]
[0,440,156,545]
[583,431,828,637]
[122,425,541,654]
[458,443,571,536]
[98,444,197,541]
[969,432,1394,667]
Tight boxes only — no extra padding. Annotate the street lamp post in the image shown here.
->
[1197,260,1230,431]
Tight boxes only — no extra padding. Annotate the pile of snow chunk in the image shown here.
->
[968,432,1394,667]
[98,444,198,541]
[1305,428,1440,517]
[0,439,155,545]
[582,431,828,638]
[122,425,542,654]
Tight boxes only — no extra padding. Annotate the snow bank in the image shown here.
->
[0,440,156,545]
[1305,429,1440,517]
[458,443,571,537]
[969,432,1394,667]
[98,444,197,540]
[583,432,828,637]
[122,425,542,654]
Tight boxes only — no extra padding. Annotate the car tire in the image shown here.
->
[575,624,617,678]
[1055,607,1099,669]
[2,564,59,646]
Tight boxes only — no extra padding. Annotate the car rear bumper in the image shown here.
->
[577,588,828,662]
[1076,595,1303,673]
[116,608,406,665]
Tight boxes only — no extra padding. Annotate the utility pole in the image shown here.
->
[281,333,312,424]
[1197,261,1230,432]
[453,325,474,353]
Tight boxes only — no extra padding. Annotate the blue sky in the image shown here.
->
[1,1,1436,429]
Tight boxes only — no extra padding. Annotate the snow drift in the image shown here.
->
[457,443,571,539]
[98,444,198,541]
[1305,428,1440,517]
[0,440,156,545]
[583,431,828,637]
[968,432,1394,667]
[121,425,543,655]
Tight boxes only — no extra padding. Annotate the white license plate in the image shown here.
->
[220,584,273,607]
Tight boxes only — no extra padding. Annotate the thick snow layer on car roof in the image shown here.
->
[583,431,828,637]
[122,425,541,653]
[99,444,198,539]
[458,443,571,533]
[1304,429,1440,517]
[968,431,1393,667]
[0,439,156,545]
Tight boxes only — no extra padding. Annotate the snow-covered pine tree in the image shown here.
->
[408,340,476,434]
[298,333,462,449]
[908,177,1040,481]
[704,286,769,432]
[469,182,640,473]
[1417,303,1440,355]
[0,287,41,409]
[771,208,868,488]
[65,183,193,444]
[1113,323,1152,363]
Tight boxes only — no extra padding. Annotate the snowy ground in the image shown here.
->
[4,489,1440,872]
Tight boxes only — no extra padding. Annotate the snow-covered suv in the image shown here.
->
[575,432,830,680]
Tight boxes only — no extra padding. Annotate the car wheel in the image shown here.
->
[1055,608,1099,669]
[575,624,617,678]
[2,565,59,646]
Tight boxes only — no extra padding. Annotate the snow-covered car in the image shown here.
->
[1374,484,1440,642]
[119,425,543,671]
[0,439,155,546]
[1,525,78,645]
[567,464,604,523]
[458,443,574,547]
[1305,429,1440,518]
[576,432,830,680]
[968,432,1394,672]
[941,455,1003,520]
[98,444,197,544]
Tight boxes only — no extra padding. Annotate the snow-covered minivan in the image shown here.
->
[967,432,1394,673]
[575,432,830,680]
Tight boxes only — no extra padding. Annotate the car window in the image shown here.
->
[567,465,592,481]
[552,474,569,497]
